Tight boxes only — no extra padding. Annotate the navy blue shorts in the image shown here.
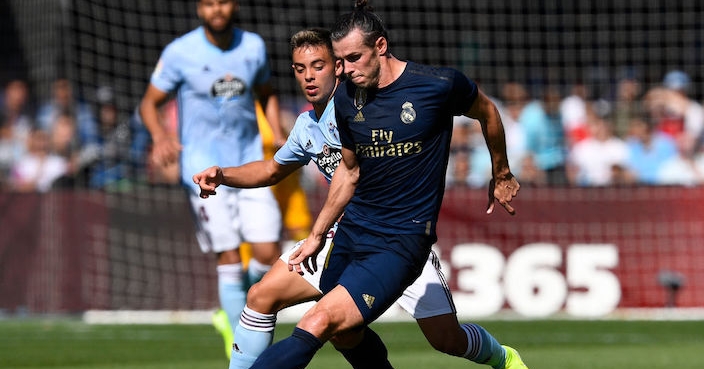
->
[320,221,433,324]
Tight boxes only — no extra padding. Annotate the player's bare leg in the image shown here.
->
[246,259,321,313]
[247,240,281,286]
[417,313,528,369]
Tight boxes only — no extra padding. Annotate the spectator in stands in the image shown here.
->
[643,70,703,141]
[456,84,529,188]
[656,131,704,186]
[521,85,569,186]
[625,116,677,185]
[560,81,590,146]
[48,111,99,187]
[9,127,67,192]
[36,78,100,149]
[88,86,140,190]
[0,79,33,188]
[567,106,630,186]
[612,69,643,139]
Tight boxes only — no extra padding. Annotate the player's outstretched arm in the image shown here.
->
[465,89,519,215]
[192,160,303,198]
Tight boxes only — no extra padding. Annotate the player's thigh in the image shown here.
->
[188,190,241,253]
[246,260,321,314]
[238,187,282,244]
[397,250,456,319]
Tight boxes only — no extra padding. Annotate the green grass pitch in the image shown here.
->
[1,319,702,368]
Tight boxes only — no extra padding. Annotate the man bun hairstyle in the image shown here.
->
[331,0,389,49]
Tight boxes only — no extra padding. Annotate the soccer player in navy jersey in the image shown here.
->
[245,2,527,369]
[138,0,286,358]
[194,27,528,369]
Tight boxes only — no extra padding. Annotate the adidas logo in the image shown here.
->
[362,293,375,309]
[354,111,365,122]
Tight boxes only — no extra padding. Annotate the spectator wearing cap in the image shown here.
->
[643,70,703,142]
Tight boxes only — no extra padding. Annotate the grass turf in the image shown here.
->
[0,319,702,368]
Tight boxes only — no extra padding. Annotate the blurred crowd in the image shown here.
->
[0,78,165,193]
[2,69,703,194]
[448,70,704,188]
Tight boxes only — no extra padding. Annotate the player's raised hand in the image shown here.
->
[486,175,520,215]
[192,166,224,198]
[288,235,325,275]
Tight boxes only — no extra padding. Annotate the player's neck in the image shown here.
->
[313,80,339,119]
[377,55,406,89]
[205,27,235,50]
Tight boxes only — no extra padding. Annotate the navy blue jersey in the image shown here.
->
[334,61,478,239]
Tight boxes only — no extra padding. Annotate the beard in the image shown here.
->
[203,17,234,36]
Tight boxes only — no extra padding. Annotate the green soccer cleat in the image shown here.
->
[212,309,234,360]
[502,345,529,369]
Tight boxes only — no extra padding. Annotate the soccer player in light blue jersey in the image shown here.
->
[194,27,528,369]
[244,1,527,369]
[138,0,285,358]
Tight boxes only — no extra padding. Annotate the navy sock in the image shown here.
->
[249,327,323,369]
[336,327,394,369]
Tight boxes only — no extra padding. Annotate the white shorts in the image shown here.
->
[189,186,282,253]
[281,223,455,319]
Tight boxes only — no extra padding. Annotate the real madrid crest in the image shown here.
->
[400,102,416,124]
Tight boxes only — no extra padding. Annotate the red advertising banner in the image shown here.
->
[1,186,702,317]
[435,186,704,317]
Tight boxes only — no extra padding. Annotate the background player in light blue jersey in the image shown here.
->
[138,0,286,358]
[194,27,528,369]
[248,1,526,369]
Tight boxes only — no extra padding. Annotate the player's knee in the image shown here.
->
[298,308,338,338]
[245,281,281,314]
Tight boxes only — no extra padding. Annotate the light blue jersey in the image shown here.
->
[150,26,270,193]
[274,99,341,182]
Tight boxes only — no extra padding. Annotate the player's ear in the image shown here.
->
[334,59,343,77]
[375,36,388,56]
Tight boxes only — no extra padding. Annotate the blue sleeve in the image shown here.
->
[448,69,478,115]
[273,115,311,166]
[149,42,182,93]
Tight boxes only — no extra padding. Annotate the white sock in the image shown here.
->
[229,306,277,369]
[217,263,246,330]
